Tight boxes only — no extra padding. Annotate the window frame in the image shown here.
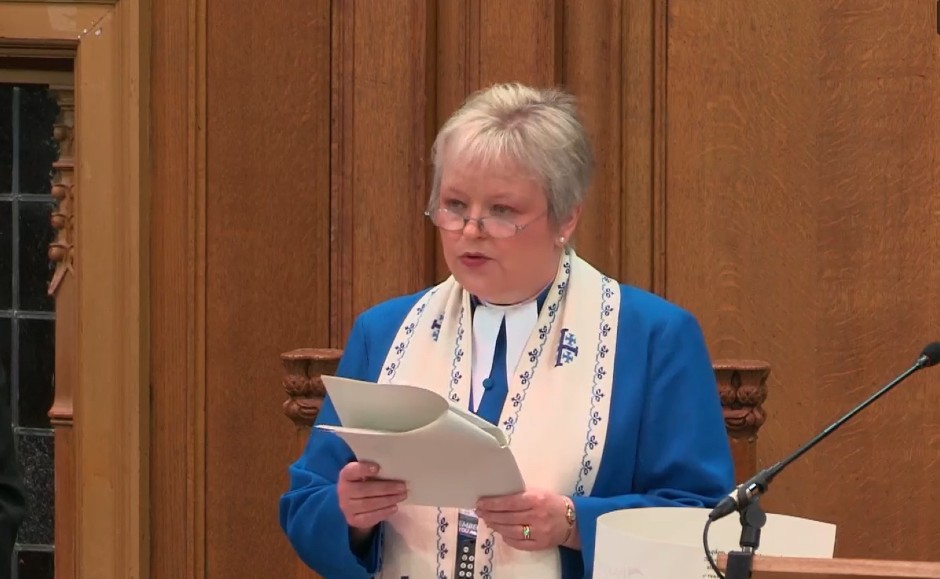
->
[0,4,149,579]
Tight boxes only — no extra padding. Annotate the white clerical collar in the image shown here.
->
[470,292,543,411]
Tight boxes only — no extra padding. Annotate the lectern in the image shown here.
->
[593,507,834,578]
[718,553,940,579]
[717,554,940,578]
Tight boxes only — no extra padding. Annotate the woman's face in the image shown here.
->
[436,155,580,304]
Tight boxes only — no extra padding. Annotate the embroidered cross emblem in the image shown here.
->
[555,328,579,366]
[431,315,443,341]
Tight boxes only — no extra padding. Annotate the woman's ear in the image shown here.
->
[557,204,582,245]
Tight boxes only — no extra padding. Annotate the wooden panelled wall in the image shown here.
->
[150,1,940,579]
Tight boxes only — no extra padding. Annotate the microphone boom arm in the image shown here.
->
[704,342,940,579]
[709,357,929,521]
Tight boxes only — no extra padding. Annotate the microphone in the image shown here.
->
[708,341,940,522]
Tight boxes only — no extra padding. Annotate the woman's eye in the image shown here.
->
[444,199,466,211]
[491,205,515,216]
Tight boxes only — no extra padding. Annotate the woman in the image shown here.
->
[280,83,734,578]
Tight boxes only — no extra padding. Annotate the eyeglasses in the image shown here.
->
[424,207,546,239]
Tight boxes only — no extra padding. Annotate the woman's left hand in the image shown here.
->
[475,489,575,551]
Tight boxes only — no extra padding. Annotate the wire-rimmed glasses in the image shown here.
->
[424,207,545,239]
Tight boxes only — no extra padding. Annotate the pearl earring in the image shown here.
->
[559,236,566,244]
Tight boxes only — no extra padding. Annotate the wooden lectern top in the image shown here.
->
[717,553,940,578]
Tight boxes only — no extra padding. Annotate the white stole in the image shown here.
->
[376,248,620,578]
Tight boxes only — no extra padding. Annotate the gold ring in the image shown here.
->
[522,524,531,540]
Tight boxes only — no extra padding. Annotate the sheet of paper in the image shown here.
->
[593,506,836,579]
[317,375,526,509]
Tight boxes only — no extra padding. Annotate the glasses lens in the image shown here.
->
[432,208,464,231]
[485,218,517,238]
[428,209,519,238]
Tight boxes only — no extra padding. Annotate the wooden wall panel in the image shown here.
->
[665,0,820,493]
[72,4,150,576]
[332,0,436,344]
[562,0,623,279]
[433,0,475,282]
[204,2,331,579]
[621,0,661,291]
[145,0,940,576]
[478,0,562,88]
[811,0,940,557]
[434,0,623,282]
[150,0,205,576]
[664,0,940,561]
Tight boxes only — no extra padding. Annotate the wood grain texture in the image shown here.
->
[51,2,151,576]
[51,272,77,579]
[0,3,109,40]
[150,0,206,575]
[333,0,436,343]
[435,0,615,283]
[719,553,940,578]
[433,0,476,283]
[51,279,76,579]
[0,5,150,578]
[813,0,940,558]
[72,4,150,577]
[562,0,622,279]
[621,0,657,290]
[204,1,331,578]
[665,0,940,562]
[478,0,562,87]
[330,0,355,346]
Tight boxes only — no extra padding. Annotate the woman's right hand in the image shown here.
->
[337,461,408,537]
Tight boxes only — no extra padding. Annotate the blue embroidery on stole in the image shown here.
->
[446,305,466,404]
[435,512,450,579]
[574,276,615,496]
[384,289,438,379]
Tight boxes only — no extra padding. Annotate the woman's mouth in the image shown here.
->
[459,252,491,268]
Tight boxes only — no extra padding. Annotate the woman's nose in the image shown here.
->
[462,217,486,238]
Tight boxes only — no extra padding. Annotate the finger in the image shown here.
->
[475,509,531,526]
[486,522,534,539]
[348,492,408,514]
[339,461,380,481]
[348,503,400,529]
[476,493,529,512]
[489,524,544,551]
[345,479,407,500]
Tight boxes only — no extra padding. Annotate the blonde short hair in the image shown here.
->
[429,82,594,224]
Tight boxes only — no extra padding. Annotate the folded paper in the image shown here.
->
[317,374,526,509]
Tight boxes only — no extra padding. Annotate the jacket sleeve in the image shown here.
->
[279,315,385,579]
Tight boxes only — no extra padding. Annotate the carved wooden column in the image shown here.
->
[48,87,75,295]
[713,360,770,483]
[281,348,343,429]
[47,84,77,579]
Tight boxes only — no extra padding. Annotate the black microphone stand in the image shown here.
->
[717,351,937,579]
[723,499,767,579]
